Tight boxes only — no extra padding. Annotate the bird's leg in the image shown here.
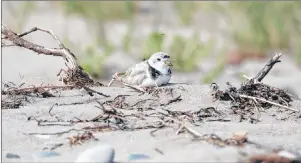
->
[149,82,160,94]
[155,82,159,89]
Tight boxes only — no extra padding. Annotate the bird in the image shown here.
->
[107,52,173,90]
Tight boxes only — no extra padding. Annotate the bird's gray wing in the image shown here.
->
[120,61,149,86]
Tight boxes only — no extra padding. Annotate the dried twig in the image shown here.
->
[211,52,299,122]
[79,84,110,97]
[161,95,182,106]
[245,53,282,84]
[68,131,98,146]
[25,128,79,136]
[2,85,75,95]
[239,94,299,112]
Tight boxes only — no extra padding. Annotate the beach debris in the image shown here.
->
[177,122,251,148]
[211,53,299,122]
[6,153,21,159]
[249,153,292,163]
[43,143,64,151]
[74,144,115,163]
[68,131,98,146]
[232,132,248,143]
[1,25,109,109]
[1,25,104,87]
[128,154,151,161]
[277,150,297,160]
[33,151,60,158]
[154,148,164,155]
[1,83,110,109]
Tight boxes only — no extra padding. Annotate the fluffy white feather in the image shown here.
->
[114,52,172,87]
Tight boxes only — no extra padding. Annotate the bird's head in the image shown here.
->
[147,52,173,73]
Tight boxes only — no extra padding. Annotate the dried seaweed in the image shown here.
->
[68,131,98,146]
[211,53,299,122]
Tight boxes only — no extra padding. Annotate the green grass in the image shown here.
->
[122,23,135,55]
[142,32,165,60]
[201,51,226,84]
[168,33,215,72]
[58,1,135,21]
[57,1,135,59]
[79,43,110,79]
[52,1,301,83]
[202,2,301,59]
[174,1,200,25]
[5,1,36,31]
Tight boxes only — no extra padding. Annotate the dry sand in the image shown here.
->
[2,79,301,162]
[2,2,301,162]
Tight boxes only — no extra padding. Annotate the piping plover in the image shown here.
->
[108,52,173,90]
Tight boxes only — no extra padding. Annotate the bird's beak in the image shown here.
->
[164,60,173,67]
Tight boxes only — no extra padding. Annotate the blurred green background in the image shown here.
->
[3,1,301,84]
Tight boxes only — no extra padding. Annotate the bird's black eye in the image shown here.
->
[157,58,161,61]
[163,55,170,59]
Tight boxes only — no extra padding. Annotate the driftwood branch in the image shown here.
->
[211,52,300,122]
[1,25,103,87]
[245,53,282,84]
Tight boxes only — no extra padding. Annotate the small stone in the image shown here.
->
[128,154,150,161]
[34,151,60,158]
[6,153,20,159]
[278,150,297,159]
[74,144,115,163]
[232,131,248,142]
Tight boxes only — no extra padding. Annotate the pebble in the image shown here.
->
[6,153,21,159]
[128,154,150,161]
[278,150,298,160]
[74,144,115,163]
[34,151,60,158]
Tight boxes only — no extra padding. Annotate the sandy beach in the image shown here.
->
[2,1,301,162]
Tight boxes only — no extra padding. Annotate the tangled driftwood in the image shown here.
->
[1,25,109,109]
[1,25,102,87]
[211,53,299,122]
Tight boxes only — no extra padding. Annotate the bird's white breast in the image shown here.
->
[140,74,171,87]
[155,74,171,86]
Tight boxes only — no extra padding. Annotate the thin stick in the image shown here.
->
[25,129,79,135]
[242,74,252,80]
[107,79,115,87]
[239,94,299,112]
[123,83,146,93]
[182,124,203,138]
[107,73,146,93]
[2,25,70,60]
[78,84,110,97]
[245,53,282,84]
[2,85,76,94]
